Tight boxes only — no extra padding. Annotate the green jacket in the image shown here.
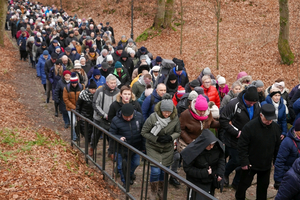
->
[141,101,180,166]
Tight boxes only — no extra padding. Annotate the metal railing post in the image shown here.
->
[84,121,88,164]
[102,132,106,179]
[70,111,73,146]
[163,170,169,199]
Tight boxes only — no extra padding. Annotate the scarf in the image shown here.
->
[189,99,209,130]
[79,88,93,102]
[150,113,171,136]
[86,40,93,48]
[272,100,279,122]
[116,51,121,56]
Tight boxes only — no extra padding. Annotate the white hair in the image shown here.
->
[106,74,117,82]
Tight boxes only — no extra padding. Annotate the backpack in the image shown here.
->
[154,59,175,88]
[172,57,185,70]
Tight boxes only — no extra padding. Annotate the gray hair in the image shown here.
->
[101,49,108,55]
[61,55,68,61]
[106,74,117,82]
[231,81,242,90]
[79,57,86,61]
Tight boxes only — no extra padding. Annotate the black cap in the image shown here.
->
[65,47,71,52]
[88,79,97,89]
[69,30,74,34]
[244,86,259,102]
[121,104,134,116]
[101,62,109,70]
[190,80,200,88]
[55,59,62,65]
[51,53,58,59]
[261,104,276,120]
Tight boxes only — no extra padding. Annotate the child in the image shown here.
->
[217,75,229,101]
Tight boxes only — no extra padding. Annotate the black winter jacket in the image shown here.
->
[76,88,94,120]
[54,78,68,113]
[119,51,134,77]
[44,59,56,79]
[238,117,281,171]
[219,90,261,148]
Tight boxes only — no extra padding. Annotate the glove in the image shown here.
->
[274,182,281,190]
[157,135,172,143]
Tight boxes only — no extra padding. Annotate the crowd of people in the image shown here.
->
[6,0,300,199]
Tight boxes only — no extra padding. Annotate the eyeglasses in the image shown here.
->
[204,81,211,84]
[153,71,159,73]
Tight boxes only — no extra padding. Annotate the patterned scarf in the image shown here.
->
[79,88,93,102]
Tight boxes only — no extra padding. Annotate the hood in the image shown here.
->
[265,95,284,107]
[181,129,224,165]
[287,127,300,142]
[292,157,300,174]
[228,90,238,98]
[154,101,177,120]
[237,74,252,84]
[120,51,128,59]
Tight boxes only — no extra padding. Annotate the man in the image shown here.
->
[48,39,59,55]
[102,22,114,37]
[91,74,120,156]
[112,61,131,89]
[112,46,123,63]
[100,62,114,78]
[184,79,200,93]
[119,51,134,77]
[132,74,152,99]
[61,55,73,71]
[141,83,166,120]
[172,65,189,87]
[236,104,281,200]
[109,104,144,187]
[44,53,58,103]
[219,86,261,189]
[97,49,108,65]
[65,30,78,47]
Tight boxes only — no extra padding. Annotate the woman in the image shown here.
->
[201,75,221,108]
[252,80,265,103]
[49,59,66,117]
[261,87,287,140]
[108,85,142,122]
[71,62,88,86]
[220,81,242,109]
[17,32,27,61]
[76,79,97,143]
[179,95,220,151]
[141,94,180,200]
[54,70,71,128]
[274,118,300,188]
[236,71,252,90]
[36,50,51,94]
[165,73,178,97]
[181,129,225,200]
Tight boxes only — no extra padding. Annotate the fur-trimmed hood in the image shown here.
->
[154,101,178,120]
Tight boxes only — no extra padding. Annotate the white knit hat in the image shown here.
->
[210,105,220,119]
[217,75,226,85]
[74,62,82,69]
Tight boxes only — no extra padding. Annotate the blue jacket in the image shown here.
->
[274,127,300,182]
[141,89,162,120]
[261,95,287,136]
[172,67,189,87]
[88,75,106,88]
[17,36,27,50]
[36,54,51,85]
[69,50,81,64]
[293,98,300,125]
[49,66,67,90]
[109,110,145,153]
[275,157,300,200]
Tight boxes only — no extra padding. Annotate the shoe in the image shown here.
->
[64,124,69,129]
[231,183,238,190]
[46,98,49,103]
[89,147,94,156]
[55,112,58,117]
[169,176,180,186]
[223,175,229,187]
[131,174,136,181]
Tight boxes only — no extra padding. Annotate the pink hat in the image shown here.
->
[195,95,208,111]
[237,71,248,80]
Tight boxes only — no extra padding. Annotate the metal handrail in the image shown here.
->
[70,109,218,200]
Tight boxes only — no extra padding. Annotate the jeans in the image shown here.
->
[117,153,140,183]
[150,166,169,182]
[62,112,69,125]
[68,111,77,141]
[225,146,241,185]
[235,169,271,200]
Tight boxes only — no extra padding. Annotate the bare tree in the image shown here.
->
[163,0,175,28]
[278,0,294,65]
[0,0,7,47]
[153,0,165,29]
[214,0,221,70]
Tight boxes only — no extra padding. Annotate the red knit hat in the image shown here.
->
[63,70,71,77]
[195,95,208,111]
[177,85,185,98]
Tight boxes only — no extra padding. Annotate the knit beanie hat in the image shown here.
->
[74,62,82,69]
[122,103,135,116]
[217,75,226,85]
[252,80,264,88]
[89,79,97,89]
[194,87,204,95]
[43,50,49,55]
[294,118,300,131]
[70,72,78,83]
[106,55,113,62]
[244,86,259,102]
[177,85,185,98]
[169,73,177,81]
[160,93,174,112]
[128,38,133,43]
[63,70,71,77]
[195,95,208,111]
[190,80,200,88]
[93,68,101,76]
[156,56,162,62]
[152,65,160,72]
[188,91,198,101]
[203,67,211,75]
[114,61,122,68]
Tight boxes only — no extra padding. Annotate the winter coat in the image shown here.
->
[17,36,27,51]
[63,83,85,111]
[88,75,106,88]
[180,107,220,145]
[132,78,151,99]
[112,52,121,64]
[112,68,131,89]
[171,67,189,87]
[219,90,261,148]
[141,89,162,120]
[62,58,74,71]
[289,84,300,100]
[274,127,300,182]
[201,85,221,108]
[238,116,281,171]
[44,59,56,79]
[49,65,66,100]
[182,129,225,184]
[93,83,120,121]
[54,78,69,113]
[137,91,147,106]
[176,93,190,117]
[69,51,81,64]
[47,43,57,55]
[261,95,287,136]
[258,91,266,103]
[65,36,78,47]
[119,52,134,77]
[220,90,238,109]
[35,44,47,62]
[141,102,181,166]
[36,54,51,85]
[293,98,300,125]
[136,47,149,60]
[110,110,145,153]
[76,88,94,120]
[125,43,138,53]
[275,157,300,200]
[70,69,88,86]
[107,93,142,122]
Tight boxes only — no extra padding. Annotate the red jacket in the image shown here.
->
[16,30,29,39]
[201,85,221,108]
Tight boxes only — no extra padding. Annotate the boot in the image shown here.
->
[169,176,180,187]
[46,98,49,103]
[149,182,158,200]
[88,147,94,156]
[157,181,164,200]
[54,102,58,117]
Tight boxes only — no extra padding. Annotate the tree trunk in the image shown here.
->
[278,0,294,65]
[0,0,7,47]
[216,0,220,70]
[153,0,165,29]
[163,0,175,28]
